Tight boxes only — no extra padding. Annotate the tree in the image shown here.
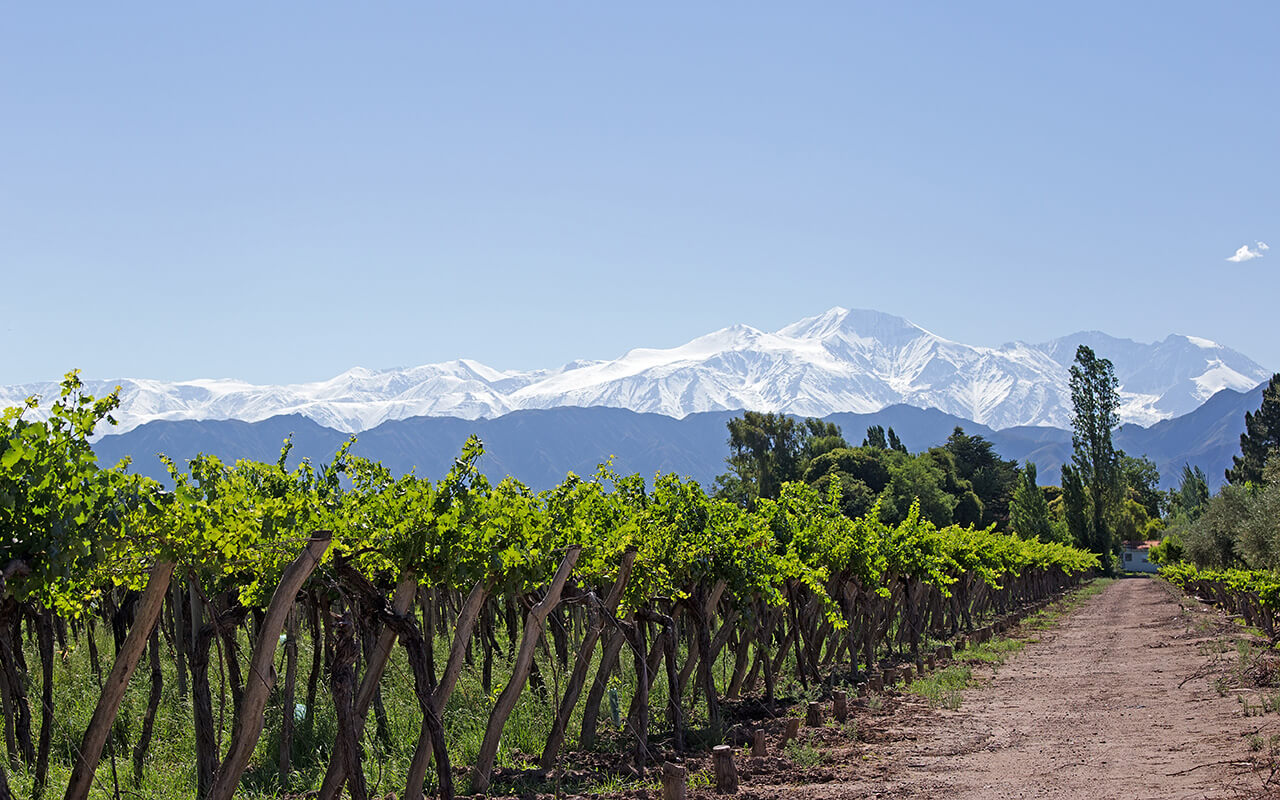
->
[1060,463,1091,550]
[1009,461,1055,542]
[924,447,983,526]
[799,418,848,465]
[1067,345,1122,573]
[1227,373,1280,485]
[1120,454,1163,520]
[716,413,848,505]
[719,412,800,504]
[1172,464,1209,522]
[886,427,908,453]
[802,446,891,521]
[862,425,887,450]
[943,427,1020,530]
[878,450,956,526]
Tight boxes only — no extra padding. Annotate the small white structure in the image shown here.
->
[1120,540,1159,574]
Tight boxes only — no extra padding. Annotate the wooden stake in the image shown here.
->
[832,691,847,723]
[751,729,766,758]
[661,761,686,800]
[781,717,800,747]
[805,701,822,727]
[712,745,738,793]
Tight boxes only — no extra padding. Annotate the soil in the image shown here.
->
[745,577,1279,800]
[482,578,1280,800]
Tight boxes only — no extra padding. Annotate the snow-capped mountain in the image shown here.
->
[1,308,1269,434]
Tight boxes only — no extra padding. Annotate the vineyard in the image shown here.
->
[1159,562,1280,641]
[0,375,1099,800]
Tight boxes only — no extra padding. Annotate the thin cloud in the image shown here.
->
[1227,241,1269,262]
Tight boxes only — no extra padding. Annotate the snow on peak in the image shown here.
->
[4,310,1269,435]
[1182,334,1221,350]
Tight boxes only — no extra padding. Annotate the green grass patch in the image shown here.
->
[783,736,828,767]
[907,664,971,709]
[962,636,1026,665]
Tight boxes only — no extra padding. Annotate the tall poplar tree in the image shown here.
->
[1068,345,1121,573]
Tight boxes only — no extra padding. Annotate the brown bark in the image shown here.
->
[712,745,738,793]
[539,549,635,768]
[0,661,14,769]
[191,605,217,798]
[402,579,488,800]
[693,599,722,735]
[663,621,684,753]
[131,624,163,784]
[304,590,322,728]
[278,604,298,789]
[677,579,726,695]
[317,572,417,800]
[170,581,188,701]
[63,560,175,800]
[206,533,331,800]
[662,761,687,800]
[471,546,581,792]
[630,620,649,772]
[33,610,53,800]
[330,607,366,800]
[579,625,627,750]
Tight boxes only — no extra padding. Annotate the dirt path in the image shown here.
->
[766,578,1270,800]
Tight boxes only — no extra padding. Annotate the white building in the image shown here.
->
[1120,541,1159,574]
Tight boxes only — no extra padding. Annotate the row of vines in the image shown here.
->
[0,374,1099,799]
[1159,562,1280,640]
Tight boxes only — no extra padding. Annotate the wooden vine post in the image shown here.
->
[833,690,848,723]
[661,761,687,800]
[540,548,636,768]
[805,701,822,727]
[712,745,738,793]
[403,580,489,800]
[63,560,176,800]
[471,546,582,792]
[781,717,800,747]
[206,532,333,800]
[318,572,419,800]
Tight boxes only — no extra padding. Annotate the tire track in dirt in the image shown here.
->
[768,578,1267,799]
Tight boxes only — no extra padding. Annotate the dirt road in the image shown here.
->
[770,578,1271,800]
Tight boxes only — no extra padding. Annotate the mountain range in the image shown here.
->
[2,308,1269,434]
[90,382,1265,493]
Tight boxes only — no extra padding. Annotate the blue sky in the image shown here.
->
[3,3,1276,384]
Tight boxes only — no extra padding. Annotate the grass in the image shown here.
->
[783,735,828,768]
[907,665,971,709]
[962,637,1026,666]
[4,579,1113,798]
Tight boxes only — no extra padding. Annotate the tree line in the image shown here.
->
[713,344,1168,575]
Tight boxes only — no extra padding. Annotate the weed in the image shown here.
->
[784,736,827,768]
[907,665,972,709]
[865,692,884,712]
[963,637,1025,666]
[1249,734,1264,751]
[587,773,656,794]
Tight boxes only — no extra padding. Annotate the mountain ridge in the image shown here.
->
[90,382,1267,494]
[3,308,1268,435]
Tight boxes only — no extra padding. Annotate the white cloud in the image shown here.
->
[1227,241,1269,262]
